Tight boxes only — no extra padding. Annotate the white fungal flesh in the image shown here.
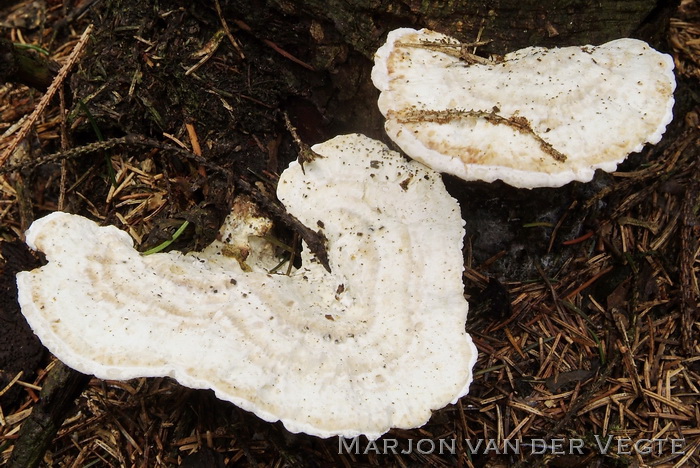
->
[372,28,676,188]
[16,134,477,440]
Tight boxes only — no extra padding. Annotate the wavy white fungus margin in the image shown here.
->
[372,28,676,188]
[16,133,477,440]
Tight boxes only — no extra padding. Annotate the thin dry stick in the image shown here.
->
[213,0,245,59]
[58,86,69,210]
[0,24,94,168]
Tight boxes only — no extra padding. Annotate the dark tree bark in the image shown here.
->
[218,0,675,139]
[228,0,668,59]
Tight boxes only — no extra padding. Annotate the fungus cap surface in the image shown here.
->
[16,133,477,440]
[372,28,676,188]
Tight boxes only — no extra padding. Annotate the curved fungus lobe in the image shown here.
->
[372,28,676,188]
[16,134,477,440]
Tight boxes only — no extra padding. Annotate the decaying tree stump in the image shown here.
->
[226,0,665,58]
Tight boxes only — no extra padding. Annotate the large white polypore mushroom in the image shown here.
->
[16,133,477,440]
[372,28,676,188]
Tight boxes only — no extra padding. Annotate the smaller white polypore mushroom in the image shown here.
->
[198,196,278,272]
[371,28,676,188]
[16,133,477,440]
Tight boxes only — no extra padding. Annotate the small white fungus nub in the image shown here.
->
[371,28,677,188]
[16,134,477,440]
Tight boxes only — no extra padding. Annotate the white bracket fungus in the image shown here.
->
[372,28,676,188]
[16,134,477,440]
